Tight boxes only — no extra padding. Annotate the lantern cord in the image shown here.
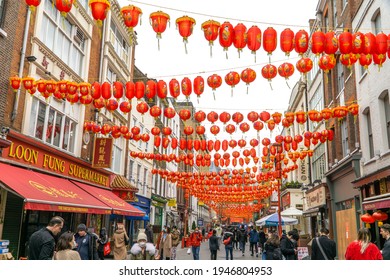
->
[285,80,290,89]
[213,90,216,101]
[269,81,273,91]
[225,51,228,60]
[158,38,160,51]
[231,88,233,98]
[246,86,249,95]
[210,45,213,58]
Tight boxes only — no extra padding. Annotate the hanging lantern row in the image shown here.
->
[11,77,359,124]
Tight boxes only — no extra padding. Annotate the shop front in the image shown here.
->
[151,194,167,240]
[128,194,151,244]
[0,133,143,258]
[352,167,390,251]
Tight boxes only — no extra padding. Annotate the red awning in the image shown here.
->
[0,163,111,215]
[71,181,145,217]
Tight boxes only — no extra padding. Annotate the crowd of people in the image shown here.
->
[26,215,390,261]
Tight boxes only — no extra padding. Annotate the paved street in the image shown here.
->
[175,240,260,260]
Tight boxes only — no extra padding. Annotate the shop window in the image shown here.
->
[29,97,78,153]
[40,0,86,77]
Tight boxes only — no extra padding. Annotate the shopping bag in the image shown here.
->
[187,248,191,255]
[103,242,111,256]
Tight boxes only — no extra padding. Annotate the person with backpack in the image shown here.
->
[223,228,234,260]
[238,225,247,256]
[280,231,297,260]
[209,229,219,260]
[311,228,336,260]
[249,226,260,257]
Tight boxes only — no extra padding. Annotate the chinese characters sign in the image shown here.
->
[92,137,113,168]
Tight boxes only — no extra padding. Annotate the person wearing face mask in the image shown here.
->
[54,231,81,260]
[158,226,172,260]
[189,227,203,260]
[129,230,156,260]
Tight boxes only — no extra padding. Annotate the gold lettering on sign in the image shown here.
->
[42,154,65,172]
[8,143,39,164]
[29,181,82,199]
[98,194,125,207]
[68,164,109,186]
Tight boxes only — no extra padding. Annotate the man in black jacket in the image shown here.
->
[28,216,64,260]
[311,228,336,260]
[74,223,99,260]
[380,223,390,260]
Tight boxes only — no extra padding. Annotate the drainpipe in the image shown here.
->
[11,7,31,123]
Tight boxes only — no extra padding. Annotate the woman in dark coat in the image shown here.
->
[97,228,108,260]
[264,232,282,260]
[209,230,219,260]
[280,231,297,260]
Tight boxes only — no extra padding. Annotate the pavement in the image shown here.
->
[175,240,260,260]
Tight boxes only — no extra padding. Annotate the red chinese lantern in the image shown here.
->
[321,108,333,120]
[232,112,244,124]
[210,125,220,136]
[176,16,196,53]
[324,31,338,56]
[363,32,376,55]
[124,81,134,100]
[263,27,277,57]
[247,25,261,61]
[359,54,373,70]
[135,81,145,100]
[150,11,170,50]
[207,111,219,123]
[151,127,161,136]
[156,80,167,99]
[338,30,353,54]
[22,77,35,91]
[233,23,247,58]
[112,81,123,100]
[296,57,313,74]
[361,213,375,228]
[311,29,325,56]
[119,101,131,114]
[120,5,142,31]
[373,53,387,69]
[89,0,110,26]
[240,68,256,94]
[318,54,336,73]
[193,76,204,103]
[224,71,240,97]
[55,0,74,18]
[261,64,277,89]
[131,126,140,136]
[9,76,21,92]
[93,97,105,110]
[194,110,206,122]
[149,105,162,119]
[259,111,271,122]
[247,111,259,123]
[105,99,118,112]
[239,122,250,134]
[145,80,157,101]
[181,77,192,100]
[66,93,79,105]
[136,101,149,115]
[164,107,176,119]
[201,20,220,57]
[294,29,309,56]
[169,78,180,99]
[25,0,41,11]
[272,112,282,124]
[179,109,191,121]
[219,111,231,124]
[278,62,295,86]
[352,32,365,55]
[91,82,101,99]
[340,53,358,68]
[207,74,222,100]
[280,28,294,57]
[225,124,235,135]
[196,125,205,135]
[100,82,111,100]
[67,82,78,95]
[219,21,234,58]
[80,95,93,106]
[184,126,194,136]
[79,82,90,96]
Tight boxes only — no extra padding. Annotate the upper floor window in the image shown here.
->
[309,84,324,131]
[337,61,344,93]
[364,109,374,159]
[110,20,129,64]
[340,119,349,157]
[106,67,117,83]
[40,0,86,77]
[312,144,326,181]
[78,0,89,11]
[373,10,382,34]
[143,168,148,196]
[0,0,5,28]
[307,54,319,85]
[28,97,79,153]
[111,138,124,174]
[128,159,134,180]
[381,92,390,149]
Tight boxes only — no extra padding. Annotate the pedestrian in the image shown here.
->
[379,223,390,260]
[209,229,219,260]
[145,223,154,243]
[74,223,99,260]
[171,225,181,260]
[129,230,156,260]
[249,226,260,257]
[97,227,108,260]
[159,226,172,260]
[202,227,206,241]
[223,228,234,260]
[215,224,222,245]
[54,231,81,260]
[189,227,203,260]
[155,225,166,252]
[232,227,239,250]
[345,228,383,260]
[258,227,267,253]
[28,216,64,260]
[310,228,336,260]
[264,232,283,260]
[238,225,247,256]
[280,231,297,260]
[112,223,129,260]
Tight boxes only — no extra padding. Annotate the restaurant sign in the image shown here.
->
[92,137,113,168]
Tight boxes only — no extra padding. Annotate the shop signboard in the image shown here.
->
[92,137,113,168]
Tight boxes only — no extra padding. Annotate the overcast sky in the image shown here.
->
[118,0,318,144]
